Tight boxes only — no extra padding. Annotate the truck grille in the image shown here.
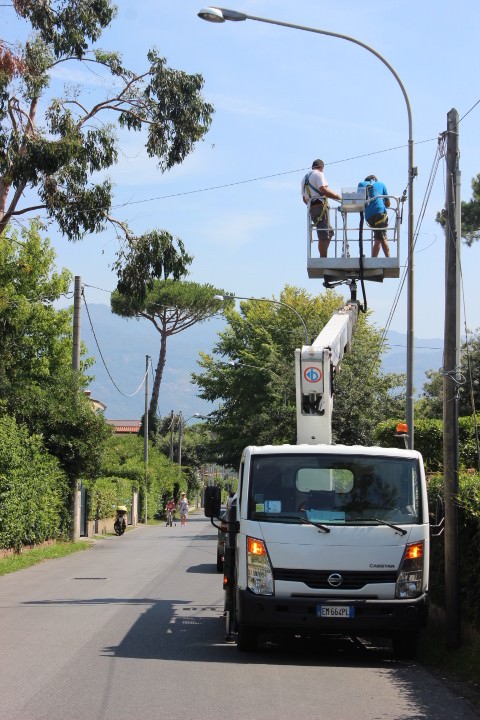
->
[274,568,397,590]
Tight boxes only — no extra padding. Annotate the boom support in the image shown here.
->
[295,298,359,444]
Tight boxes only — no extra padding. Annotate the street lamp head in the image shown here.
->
[198,7,247,22]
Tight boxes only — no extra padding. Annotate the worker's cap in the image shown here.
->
[365,174,377,181]
[312,159,324,169]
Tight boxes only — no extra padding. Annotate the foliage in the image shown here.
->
[333,319,404,446]
[374,416,480,473]
[0,222,73,394]
[437,174,480,246]
[193,285,403,467]
[113,231,193,303]
[418,329,480,419]
[0,1,213,242]
[0,222,110,482]
[0,415,68,550]
[111,276,230,419]
[428,472,480,632]
[99,434,182,521]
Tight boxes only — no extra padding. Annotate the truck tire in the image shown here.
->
[392,631,419,660]
[237,624,258,652]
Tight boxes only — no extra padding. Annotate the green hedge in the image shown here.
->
[99,434,184,521]
[428,472,480,632]
[0,415,68,551]
[84,475,135,521]
[374,417,479,472]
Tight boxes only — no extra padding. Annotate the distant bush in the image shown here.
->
[0,415,68,551]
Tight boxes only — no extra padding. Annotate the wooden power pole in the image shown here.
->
[443,108,461,650]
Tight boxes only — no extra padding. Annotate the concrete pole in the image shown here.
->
[70,276,82,541]
[443,108,461,650]
[144,355,149,523]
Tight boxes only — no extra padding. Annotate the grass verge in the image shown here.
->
[0,541,91,576]
[418,611,480,714]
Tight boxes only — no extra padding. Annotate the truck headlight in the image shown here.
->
[396,541,424,599]
[247,536,274,595]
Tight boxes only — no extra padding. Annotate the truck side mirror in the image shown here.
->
[204,486,221,518]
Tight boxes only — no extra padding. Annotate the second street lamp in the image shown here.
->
[201,7,416,448]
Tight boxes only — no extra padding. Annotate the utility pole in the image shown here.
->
[70,276,82,541]
[443,108,461,650]
[178,412,184,469]
[144,355,149,524]
[169,410,175,461]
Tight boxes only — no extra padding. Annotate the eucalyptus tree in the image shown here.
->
[0,0,213,243]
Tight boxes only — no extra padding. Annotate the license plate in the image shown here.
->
[317,605,355,618]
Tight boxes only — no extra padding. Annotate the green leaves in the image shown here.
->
[2,2,214,240]
[437,172,480,246]
[113,231,193,303]
[193,286,403,467]
[0,415,68,550]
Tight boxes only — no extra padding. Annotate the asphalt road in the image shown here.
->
[0,516,478,720]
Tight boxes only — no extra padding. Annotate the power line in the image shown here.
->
[82,287,148,398]
[459,97,480,124]
[110,138,439,210]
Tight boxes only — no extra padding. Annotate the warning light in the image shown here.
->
[396,422,408,435]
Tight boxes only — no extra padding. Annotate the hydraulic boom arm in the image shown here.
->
[295,296,359,444]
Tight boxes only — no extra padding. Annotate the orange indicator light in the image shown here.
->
[247,537,266,556]
[405,542,423,560]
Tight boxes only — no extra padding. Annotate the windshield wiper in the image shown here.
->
[360,517,407,536]
[255,513,331,533]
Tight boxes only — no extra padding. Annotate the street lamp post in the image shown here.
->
[214,293,309,345]
[201,8,416,448]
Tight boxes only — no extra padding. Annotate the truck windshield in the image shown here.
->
[248,453,422,525]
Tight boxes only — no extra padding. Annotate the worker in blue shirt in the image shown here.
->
[357,175,390,257]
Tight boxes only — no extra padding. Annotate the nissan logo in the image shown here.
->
[327,572,343,588]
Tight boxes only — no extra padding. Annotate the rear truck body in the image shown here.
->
[224,443,429,656]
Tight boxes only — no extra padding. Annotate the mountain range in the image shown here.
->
[81,304,443,420]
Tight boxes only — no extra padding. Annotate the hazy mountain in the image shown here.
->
[82,304,443,420]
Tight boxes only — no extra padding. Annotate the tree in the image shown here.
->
[0,0,213,241]
[437,173,480,245]
[192,285,403,467]
[418,329,480,419]
[0,221,110,482]
[111,271,230,420]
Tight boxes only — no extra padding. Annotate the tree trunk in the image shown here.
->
[149,332,168,417]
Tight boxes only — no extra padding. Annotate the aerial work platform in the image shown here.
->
[307,189,401,284]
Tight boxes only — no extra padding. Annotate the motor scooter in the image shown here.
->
[114,505,128,535]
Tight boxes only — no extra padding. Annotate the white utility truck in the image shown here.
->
[205,194,429,659]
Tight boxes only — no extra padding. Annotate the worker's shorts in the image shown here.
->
[366,212,388,241]
[310,200,333,240]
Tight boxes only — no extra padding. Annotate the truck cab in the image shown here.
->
[221,443,429,658]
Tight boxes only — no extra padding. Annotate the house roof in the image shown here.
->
[106,419,142,434]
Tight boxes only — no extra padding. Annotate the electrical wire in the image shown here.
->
[380,135,445,350]
[82,286,148,397]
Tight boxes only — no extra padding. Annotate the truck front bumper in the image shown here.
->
[237,589,428,636]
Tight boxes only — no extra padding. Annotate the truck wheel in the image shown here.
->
[392,632,419,660]
[237,624,258,652]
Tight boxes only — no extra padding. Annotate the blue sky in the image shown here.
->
[3,1,480,345]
